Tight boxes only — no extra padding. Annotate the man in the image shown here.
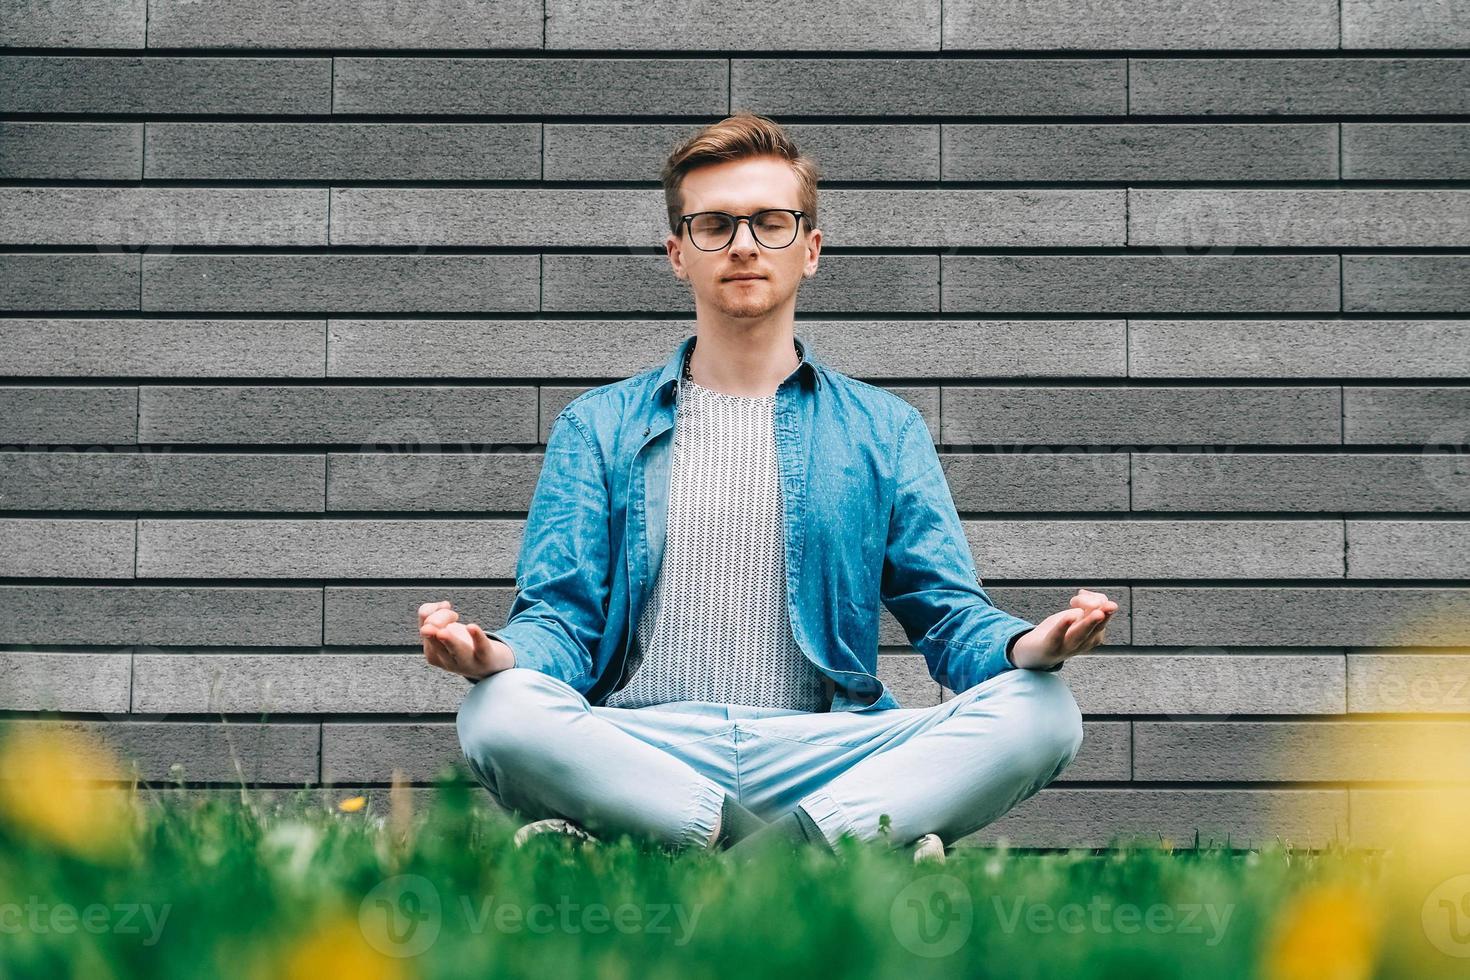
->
[425,112,1117,862]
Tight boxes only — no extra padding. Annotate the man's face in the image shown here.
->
[666,155,822,321]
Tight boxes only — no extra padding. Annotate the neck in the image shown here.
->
[685,327,799,398]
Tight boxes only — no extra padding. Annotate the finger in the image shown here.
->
[1064,609,1098,646]
[427,607,460,630]
[1040,608,1080,641]
[1050,608,1084,646]
[419,608,460,635]
[417,600,452,626]
[421,608,459,662]
[450,627,480,671]
[468,624,496,664]
[1070,591,1103,613]
[1079,610,1109,644]
[438,622,474,664]
[422,622,452,655]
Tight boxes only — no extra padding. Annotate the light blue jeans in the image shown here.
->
[456,665,1084,851]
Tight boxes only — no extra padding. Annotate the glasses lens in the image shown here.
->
[690,213,735,250]
[687,211,800,249]
[752,210,798,247]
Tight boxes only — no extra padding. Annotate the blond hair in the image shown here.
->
[660,111,821,235]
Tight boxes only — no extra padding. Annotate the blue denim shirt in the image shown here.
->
[479,332,1051,712]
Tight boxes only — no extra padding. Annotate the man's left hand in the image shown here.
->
[1010,588,1117,670]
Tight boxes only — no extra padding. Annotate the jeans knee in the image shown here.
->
[1007,670,1085,772]
[456,667,570,765]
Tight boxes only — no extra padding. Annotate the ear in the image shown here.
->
[665,233,688,280]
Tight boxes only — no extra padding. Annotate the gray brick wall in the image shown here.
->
[2,0,1468,850]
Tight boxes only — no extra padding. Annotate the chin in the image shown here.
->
[710,279,793,315]
[717,296,780,318]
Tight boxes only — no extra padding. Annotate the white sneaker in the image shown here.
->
[513,817,599,849]
[912,833,946,864]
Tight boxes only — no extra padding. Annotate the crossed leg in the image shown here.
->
[735,666,1085,849]
[456,665,1083,852]
[456,667,735,850]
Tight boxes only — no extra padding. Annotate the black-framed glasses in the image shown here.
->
[679,209,807,251]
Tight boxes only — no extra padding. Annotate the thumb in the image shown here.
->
[1041,607,1085,642]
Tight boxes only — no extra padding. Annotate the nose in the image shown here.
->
[729,217,760,252]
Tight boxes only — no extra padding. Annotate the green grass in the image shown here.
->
[1,726,1466,979]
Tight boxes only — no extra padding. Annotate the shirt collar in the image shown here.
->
[651,332,822,403]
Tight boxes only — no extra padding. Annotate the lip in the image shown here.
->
[724,275,765,281]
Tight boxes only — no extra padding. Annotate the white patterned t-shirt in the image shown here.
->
[602,345,832,711]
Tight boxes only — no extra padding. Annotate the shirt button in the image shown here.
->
[643,426,650,436]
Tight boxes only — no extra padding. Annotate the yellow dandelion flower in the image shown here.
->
[338,795,367,813]
[281,914,410,980]
[1261,880,1384,980]
[0,723,135,861]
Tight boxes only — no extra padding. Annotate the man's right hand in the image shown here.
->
[418,600,515,681]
